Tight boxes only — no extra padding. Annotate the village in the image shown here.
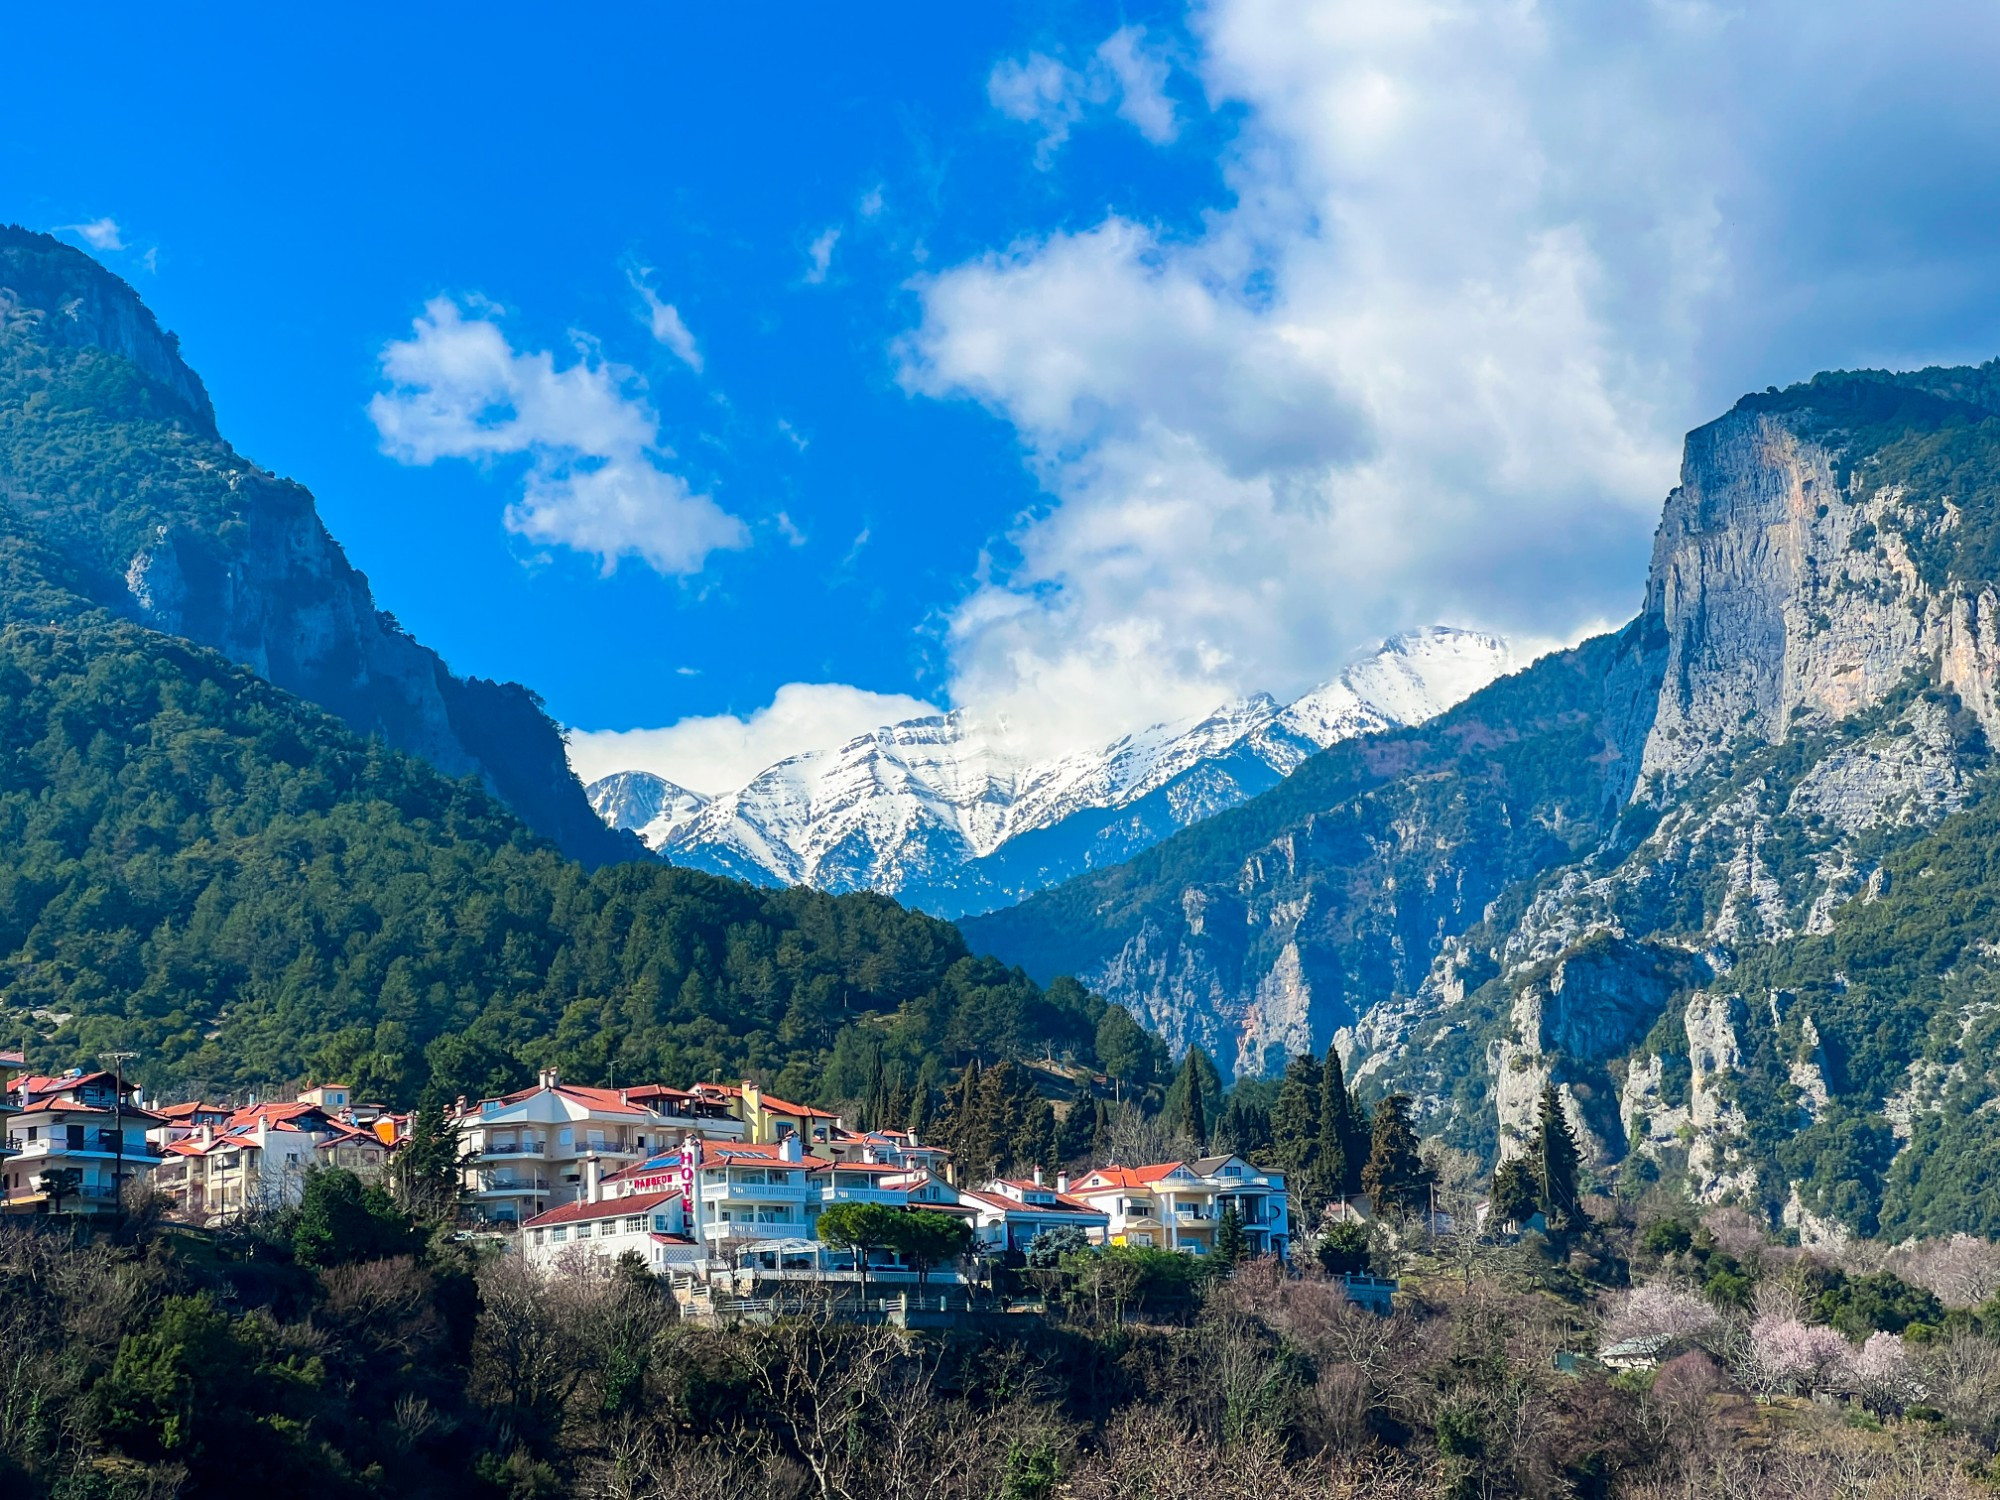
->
[0,1061,1329,1322]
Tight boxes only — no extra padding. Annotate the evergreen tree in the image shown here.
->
[1489,1155,1539,1227]
[1360,1093,1435,1218]
[1176,1064,1209,1151]
[1533,1083,1583,1233]
[1214,1204,1247,1268]
[391,1103,464,1223]
[1272,1051,1327,1228]
[1318,1047,1356,1204]
[1270,1052,1323,1177]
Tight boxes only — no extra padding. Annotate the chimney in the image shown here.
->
[197,1124,213,1145]
[538,1067,560,1091]
[780,1133,802,1164]
[1032,1166,1044,1187]
[583,1154,603,1205]
[1056,1172,1070,1194]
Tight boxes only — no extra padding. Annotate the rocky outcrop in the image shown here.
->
[0,226,639,866]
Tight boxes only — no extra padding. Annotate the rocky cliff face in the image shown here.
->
[970,365,2000,1231]
[0,225,638,866]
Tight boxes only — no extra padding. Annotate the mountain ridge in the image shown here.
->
[588,625,1514,918]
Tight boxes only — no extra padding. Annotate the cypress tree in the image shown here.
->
[1533,1083,1582,1233]
[1360,1093,1435,1217]
[1318,1047,1354,1205]
[1214,1204,1247,1268]
[1177,1063,1209,1150]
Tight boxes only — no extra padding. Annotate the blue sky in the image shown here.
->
[12,3,2000,794]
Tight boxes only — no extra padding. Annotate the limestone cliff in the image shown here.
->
[968,363,2000,1232]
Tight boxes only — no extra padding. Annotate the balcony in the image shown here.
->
[699,1178,809,1203]
[477,1140,547,1156]
[475,1176,551,1196]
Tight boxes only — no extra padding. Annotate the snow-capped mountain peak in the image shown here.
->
[585,626,1514,918]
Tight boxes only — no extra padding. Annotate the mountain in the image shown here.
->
[588,626,1513,919]
[0,227,1126,1106]
[585,768,710,843]
[0,225,637,866]
[965,362,2000,1238]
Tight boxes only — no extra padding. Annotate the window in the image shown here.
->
[735,1169,767,1186]
[652,1215,670,1233]
[532,1229,545,1245]
[625,1216,645,1234]
[754,1206,790,1223]
[559,1128,573,1146]
[550,1227,568,1243]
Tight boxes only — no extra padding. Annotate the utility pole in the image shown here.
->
[105,1051,137,1226]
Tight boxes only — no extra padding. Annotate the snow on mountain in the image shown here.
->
[583,771,710,846]
[586,627,1514,916]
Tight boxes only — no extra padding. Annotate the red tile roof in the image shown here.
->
[523,1189,680,1229]
[959,1186,1106,1216]
[1074,1163,1192,1190]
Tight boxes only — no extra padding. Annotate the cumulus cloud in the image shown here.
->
[627,268,703,372]
[370,297,746,575]
[567,682,941,794]
[916,0,2000,755]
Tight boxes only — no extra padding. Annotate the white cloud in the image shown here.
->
[805,227,841,284]
[370,297,747,575]
[988,52,1089,166]
[988,27,1181,164]
[627,268,703,372]
[1096,27,1178,144]
[858,184,886,220]
[65,218,124,251]
[913,0,1740,753]
[567,682,941,794]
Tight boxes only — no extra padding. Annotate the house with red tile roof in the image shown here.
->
[1069,1154,1290,1258]
[3,1068,163,1218]
[957,1171,1111,1254]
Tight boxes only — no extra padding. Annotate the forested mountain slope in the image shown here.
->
[0,228,1110,1106]
[0,224,634,865]
[968,364,2000,1235]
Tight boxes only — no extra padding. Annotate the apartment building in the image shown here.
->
[151,1102,391,1221]
[454,1069,745,1225]
[1069,1154,1290,1257]
[2,1070,161,1217]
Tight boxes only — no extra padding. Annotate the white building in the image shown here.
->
[520,1186,701,1278]
[455,1069,744,1225]
[2,1070,161,1217]
[1069,1154,1290,1257]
